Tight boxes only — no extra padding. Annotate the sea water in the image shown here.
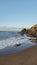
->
[0,31,35,55]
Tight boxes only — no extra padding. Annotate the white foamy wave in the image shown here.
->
[0,34,35,49]
[0,35,29,49]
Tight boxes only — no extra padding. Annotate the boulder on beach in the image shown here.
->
[14,43,21,47]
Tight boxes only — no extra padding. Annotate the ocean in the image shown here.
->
[0,31,35,55]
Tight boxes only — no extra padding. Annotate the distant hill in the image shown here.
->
[0,27,22,31]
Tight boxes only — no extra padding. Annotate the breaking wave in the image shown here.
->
[0,35,35,49]
[0,31,35,50]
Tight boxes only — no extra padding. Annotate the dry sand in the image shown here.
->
[0,45,37,65]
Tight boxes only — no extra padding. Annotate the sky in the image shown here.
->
[0,0,37,28]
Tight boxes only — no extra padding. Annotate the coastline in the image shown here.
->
[0,24,37,65]
[0,45,37,65]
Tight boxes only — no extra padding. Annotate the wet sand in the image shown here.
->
[0,45,37,65]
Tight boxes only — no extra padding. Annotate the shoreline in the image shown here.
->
[0,45,37,65]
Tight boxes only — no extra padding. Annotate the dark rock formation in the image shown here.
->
[14,43,21,47]
[19,28,26,35]
[19,24,37,38]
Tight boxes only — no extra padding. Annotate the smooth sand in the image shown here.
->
[0,45,37,65]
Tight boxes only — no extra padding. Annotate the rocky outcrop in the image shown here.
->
[19,24,37,38]
[18,28,26,35]
[28,24,37,37]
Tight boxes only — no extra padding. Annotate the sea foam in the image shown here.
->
[0,34,35,49]
[0,35,29,49]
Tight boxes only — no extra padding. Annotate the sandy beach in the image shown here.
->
[0,0,37,64]
[0,45,37,65]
